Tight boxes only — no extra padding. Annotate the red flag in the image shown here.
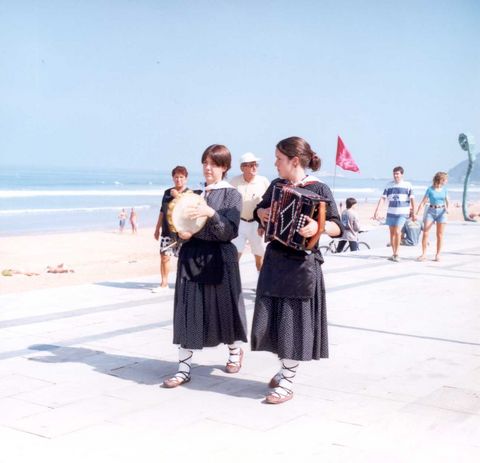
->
[336,136,360,172]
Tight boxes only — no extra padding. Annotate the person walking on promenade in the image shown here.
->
[118,208,127,233]
[162,144,247,388]
[416,171,449,262]
[129,207,138,234]
[231,152,270,272]
[252,136,342,404]
[153,166,189,292]
[336,197,361,252]
[373,166,415,262]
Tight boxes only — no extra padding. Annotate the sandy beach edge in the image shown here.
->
[1,201,479,295]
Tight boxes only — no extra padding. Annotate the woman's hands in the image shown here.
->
[178,231,193,240]
[298,216,319,238]
[186,203,215,220]
[177,203,215,241]
[257,207,270,226]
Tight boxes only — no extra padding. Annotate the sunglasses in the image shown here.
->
[241,162,258,168]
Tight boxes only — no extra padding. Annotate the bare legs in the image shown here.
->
[418,221,445,261]
[418,220,434,260]
[389,225,401,260]
[435,222,446,260]
[160,253,170,288]
[254,255,263,272]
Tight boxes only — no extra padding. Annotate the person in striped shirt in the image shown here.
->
[373,166,415,262]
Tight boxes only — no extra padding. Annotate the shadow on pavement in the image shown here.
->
[27,344,266,399]
[94,281,162,290]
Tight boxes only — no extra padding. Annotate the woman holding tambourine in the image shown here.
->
[253,136,343,404]
[162,144,247,388]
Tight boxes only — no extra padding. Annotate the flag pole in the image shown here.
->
[333,163,337,194]
[333,136,338,194]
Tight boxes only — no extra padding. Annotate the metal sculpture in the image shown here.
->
[458,133,477,222]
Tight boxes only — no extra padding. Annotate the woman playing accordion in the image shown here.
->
[252,136,343,404]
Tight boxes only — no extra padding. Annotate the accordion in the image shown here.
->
[265,183,328,251]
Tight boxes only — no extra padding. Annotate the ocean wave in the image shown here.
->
[447,187,480,193]
[331,188,377,193]
[0,189,165,198]
[0,205,151,216]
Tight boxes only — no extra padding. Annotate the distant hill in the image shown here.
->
[448,159,480,183]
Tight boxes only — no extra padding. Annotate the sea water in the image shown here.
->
[0,167,478,236]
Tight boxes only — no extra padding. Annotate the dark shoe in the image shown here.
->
[225,348,244,374]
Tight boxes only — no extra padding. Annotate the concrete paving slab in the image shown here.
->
[0,222,479,461]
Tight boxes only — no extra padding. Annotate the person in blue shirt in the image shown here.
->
[416,172,449,262]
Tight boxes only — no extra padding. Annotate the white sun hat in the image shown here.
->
[240,152,261,164]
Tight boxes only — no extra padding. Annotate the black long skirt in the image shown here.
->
[251,253,328,361]
[173,246,248,349]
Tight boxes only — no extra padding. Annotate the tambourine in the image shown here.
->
[167,191,208,234]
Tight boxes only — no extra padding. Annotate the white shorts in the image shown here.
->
[160,236,179,257]
[232,220,266,257]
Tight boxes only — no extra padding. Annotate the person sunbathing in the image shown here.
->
[46,263,75,273]
[2,269,39,277]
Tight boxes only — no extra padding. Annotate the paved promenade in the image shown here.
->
[1,222,479,462]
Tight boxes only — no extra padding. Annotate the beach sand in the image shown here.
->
[0,228,161,294]
[1,202,478,295]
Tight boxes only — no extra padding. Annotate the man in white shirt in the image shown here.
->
[231,152,270,271]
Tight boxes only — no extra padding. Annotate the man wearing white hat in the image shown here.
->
[231,152,270,271]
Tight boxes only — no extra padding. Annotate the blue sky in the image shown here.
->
[1,0,479,179]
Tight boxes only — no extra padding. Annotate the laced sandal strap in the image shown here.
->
[278,362,299,384]
[270,385,293,398]
[173,370,191,381]
[227,346,242,366]
[281,362,299,375]
[178,352,193,373]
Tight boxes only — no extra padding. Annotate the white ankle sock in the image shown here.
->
[227,343,242,364]
[174,347,193,379]
[274,359,299,397]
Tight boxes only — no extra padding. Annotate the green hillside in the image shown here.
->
[448,159,480,183]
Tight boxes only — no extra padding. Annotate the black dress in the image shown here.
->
[173,186,248,349]
[251,178,342,361]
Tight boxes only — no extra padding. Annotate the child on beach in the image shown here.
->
[416,171,449,262]
[336,197,361,252]
[118,209,127,233]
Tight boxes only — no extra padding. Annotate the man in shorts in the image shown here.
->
[231,152,270,271]
[373,166,415,262]
[153,166,189,292]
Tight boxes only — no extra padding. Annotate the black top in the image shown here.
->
[254,177,343,256]
[160,187,191,238]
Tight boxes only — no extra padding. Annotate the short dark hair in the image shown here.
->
[346,197,357,209]
[171,166,188,177]
[393,166,404,174]
[201,144,231,179]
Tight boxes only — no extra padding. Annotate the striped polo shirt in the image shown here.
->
[382,180,413,217]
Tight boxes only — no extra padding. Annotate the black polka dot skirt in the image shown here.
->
[251,258,328,361]
[173,260,248,349]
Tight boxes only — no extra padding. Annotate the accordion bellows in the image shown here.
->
[265,184,328,251]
